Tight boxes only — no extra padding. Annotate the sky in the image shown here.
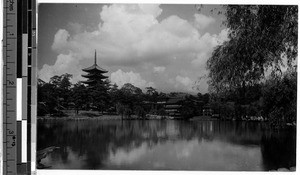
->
[38,3,228,94]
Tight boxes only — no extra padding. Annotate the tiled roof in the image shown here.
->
[82,64,108,73]
[166,97,184,104]
[82,73,108,79]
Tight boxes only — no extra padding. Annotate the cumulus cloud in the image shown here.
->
[174,75,196,92]
[110,69,155,89]
[39,4,228,93]
[191,28,229,67]
[51,29,70,53]
[153,66,166,73]
[194,14,215,29]
[39,52,82,83]
[175,75,193,87]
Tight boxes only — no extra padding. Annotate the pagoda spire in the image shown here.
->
[94,50,97,65]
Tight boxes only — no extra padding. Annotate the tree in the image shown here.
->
[146,87,156,95]
[261,69,297,126]
[207,5,297,96]
[179,95,198,119]
[115,83,144,118]
[37,78,61,116]
[71,82,89,114]
[224,5,297,65]
[108,83,119,113]
[145,87,159,111]
[90,79,111,113]
[122,83,143,95]
[48,73,73,108]
[206,5,297,119]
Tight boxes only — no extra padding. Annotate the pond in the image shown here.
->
[37,120,296,171]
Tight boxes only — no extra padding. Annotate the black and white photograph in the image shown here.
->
[36,2,297,171]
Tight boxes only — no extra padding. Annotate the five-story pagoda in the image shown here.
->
[82,50,108,86]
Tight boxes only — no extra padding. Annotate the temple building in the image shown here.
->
[82,50,108,87]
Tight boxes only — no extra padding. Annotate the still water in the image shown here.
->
[37,120,296,171]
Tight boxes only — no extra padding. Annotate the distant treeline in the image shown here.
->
[37,74,210,119]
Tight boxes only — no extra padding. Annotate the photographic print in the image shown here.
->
[36,3,297,171]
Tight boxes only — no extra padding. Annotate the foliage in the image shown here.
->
[207,5,297,95]
[157,108,167,116]
[71,82,89,113]
[262,70,297,126]
[37,73,73,116]
[197,93,210,104]
[116,102,126,118]
[134,105,146,118]
[90,80,111,113]
[206,5,297,124]
[179,95,202,119]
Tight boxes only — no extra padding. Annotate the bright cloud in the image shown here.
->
[194,14,215,29]
[39,52,82,83]
[174,75,197,92]
[51,29,70,53]
[192,28,229,67]
[39,4,228,93]
[153,66,166,73]
[175,75,193,87]
[110,69,155,89]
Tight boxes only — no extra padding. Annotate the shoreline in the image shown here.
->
[36,110,296,126]
[36,115,297,128]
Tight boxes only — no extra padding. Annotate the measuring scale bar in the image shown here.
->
[3,0,36,174]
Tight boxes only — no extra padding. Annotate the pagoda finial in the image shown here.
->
[94,50,97,65]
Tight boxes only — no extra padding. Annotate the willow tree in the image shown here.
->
[207,5,297,102]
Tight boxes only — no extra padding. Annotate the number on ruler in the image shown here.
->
[8,0,15,11]
[7,130,16,147]
[11,135,16,147]
[7,31,15,36]
[7,80,14,85]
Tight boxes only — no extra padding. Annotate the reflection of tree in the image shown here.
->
[261,129,296,170]
[37,120,296,170]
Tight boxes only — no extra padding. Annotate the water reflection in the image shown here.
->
[37,120,296,170]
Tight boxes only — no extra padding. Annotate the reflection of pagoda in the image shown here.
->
[82,50,108,86]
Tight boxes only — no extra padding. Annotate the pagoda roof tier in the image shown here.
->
[82,73,108,79]
[81,80,97,84]
[82,64,108,73]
